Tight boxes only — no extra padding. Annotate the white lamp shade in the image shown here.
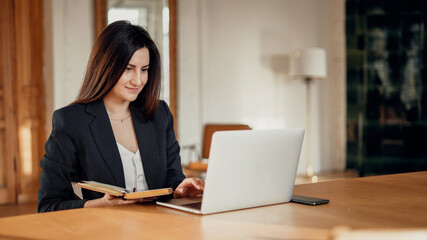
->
[292,48,327,79]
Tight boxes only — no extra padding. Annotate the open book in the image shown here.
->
[77,181,173,200]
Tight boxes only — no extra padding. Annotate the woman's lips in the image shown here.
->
[126,87,139,93]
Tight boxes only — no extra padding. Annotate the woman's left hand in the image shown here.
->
[174,178,205,198]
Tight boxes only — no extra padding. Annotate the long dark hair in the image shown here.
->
[72,20,161,120]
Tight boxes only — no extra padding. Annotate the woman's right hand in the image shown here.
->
[83,194,140,208]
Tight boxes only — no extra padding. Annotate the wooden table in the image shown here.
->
[0,171,426,240]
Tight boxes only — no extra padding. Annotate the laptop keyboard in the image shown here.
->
[183,202,202,210]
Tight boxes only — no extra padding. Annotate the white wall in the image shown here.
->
[44,0,94,136]
[178,0,345,175]
[43,0,95,137]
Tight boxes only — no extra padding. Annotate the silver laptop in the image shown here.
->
[156,128,304,214]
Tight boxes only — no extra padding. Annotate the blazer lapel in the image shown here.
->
[130,103,161,189]
[86,100,126,188]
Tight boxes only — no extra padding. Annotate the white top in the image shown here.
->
[116,142,149,192]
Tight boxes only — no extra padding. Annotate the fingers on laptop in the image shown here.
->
[189,177,205,191]
[174,178,205,198]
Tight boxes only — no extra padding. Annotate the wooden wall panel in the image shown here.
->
[0,0,18,204]
[14,0,45,203]
[169,0,178,137]
[94,0,107,38]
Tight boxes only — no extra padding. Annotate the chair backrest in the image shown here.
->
[202,124,251,159]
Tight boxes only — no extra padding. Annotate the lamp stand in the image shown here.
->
[305,77,318,183]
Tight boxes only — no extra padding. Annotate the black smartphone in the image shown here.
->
[291,195,329,206]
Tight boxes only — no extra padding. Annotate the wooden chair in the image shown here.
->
[185,124,251,173]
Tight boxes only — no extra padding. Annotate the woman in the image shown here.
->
[38,21,204,212]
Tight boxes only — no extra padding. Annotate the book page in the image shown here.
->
[78,181,126,197]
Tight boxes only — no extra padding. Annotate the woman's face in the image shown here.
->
[107,47,150,103]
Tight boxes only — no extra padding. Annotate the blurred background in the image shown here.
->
[0,0,426,213]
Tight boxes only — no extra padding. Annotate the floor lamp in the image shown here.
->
[292,48,327,183]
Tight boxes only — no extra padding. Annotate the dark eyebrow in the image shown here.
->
[127,63,149,68]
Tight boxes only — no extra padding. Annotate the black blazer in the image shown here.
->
[38,100,186,212]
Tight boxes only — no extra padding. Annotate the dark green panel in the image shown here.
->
[346,0,427,176]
